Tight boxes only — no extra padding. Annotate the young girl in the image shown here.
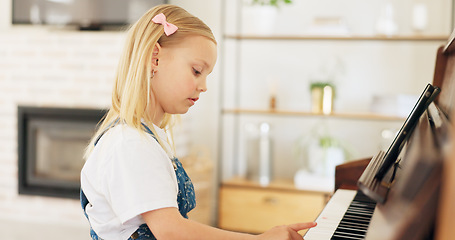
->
[80,4,316,240]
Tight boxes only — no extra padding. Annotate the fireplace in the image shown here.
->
[18,106,106,199]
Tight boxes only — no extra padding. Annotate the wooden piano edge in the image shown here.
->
[435,105,455,240]
[435,29,455,240]
[334,157,371,191]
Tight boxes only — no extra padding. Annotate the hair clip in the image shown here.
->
[152,13,178,36]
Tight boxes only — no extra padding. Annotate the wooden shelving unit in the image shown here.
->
[223,108,406,121]
[218,0,453,203]
[221,177,332,194]
[224,34,450,41]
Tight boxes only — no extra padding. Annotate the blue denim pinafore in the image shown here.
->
[81,122,196,240]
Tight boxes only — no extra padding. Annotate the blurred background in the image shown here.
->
[0,0,453,239]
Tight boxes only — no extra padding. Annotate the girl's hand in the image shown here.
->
[256,222,317,240]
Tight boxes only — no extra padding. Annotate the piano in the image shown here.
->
[304,30,455,240]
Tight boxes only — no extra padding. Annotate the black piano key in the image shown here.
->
[344,209,374,217]
[338,225,369,231]
[332,237,364,240]
[338,221,369,230]
[340,216,371,224]
[332,231,366,239]
[336,227,368,234]
[330,191,377,240]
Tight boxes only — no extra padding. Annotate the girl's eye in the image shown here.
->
[193,68,202,75]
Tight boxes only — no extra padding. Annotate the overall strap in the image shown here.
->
[93,119,158,146]
[94,118,120,146]
[141,123,177,170]
[140,122,159,142]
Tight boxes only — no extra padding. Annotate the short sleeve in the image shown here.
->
[104,131,178,224]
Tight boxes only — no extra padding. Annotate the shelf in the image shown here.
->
[223,108,406,121]
[224,34,450,41]
[222,177,332,194]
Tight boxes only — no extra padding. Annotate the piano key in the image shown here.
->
[304,189,357,240]
[330,191,376,240]
[336,225,368,233]
[337,221,369,229]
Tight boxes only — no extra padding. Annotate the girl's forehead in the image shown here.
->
[165,36,217,65]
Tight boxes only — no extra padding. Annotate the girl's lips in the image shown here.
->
[188,97,199,105]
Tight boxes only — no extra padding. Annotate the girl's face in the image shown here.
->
[150,35,217,125]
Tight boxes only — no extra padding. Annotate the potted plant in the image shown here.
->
[251,0,293,7]
[292,124,349,191]
[242,0,293,35]
[310,82,336,114]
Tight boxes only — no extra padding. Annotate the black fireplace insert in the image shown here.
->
[18,106,106,199]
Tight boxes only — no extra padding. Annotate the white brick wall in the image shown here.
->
[0,28,123,107]
[0,28,130,227]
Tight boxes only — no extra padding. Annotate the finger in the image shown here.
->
[288,222,317,232]
[290,230,303,240]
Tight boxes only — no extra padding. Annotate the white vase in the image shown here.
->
[412,3,428,32]
[241,5,278,35]
[375,3,398,36]
[306,141,345,177]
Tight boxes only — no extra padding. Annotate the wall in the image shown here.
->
[0,0,222,233]
[0,28,123,230]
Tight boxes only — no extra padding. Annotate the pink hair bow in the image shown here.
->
[152,13,178,36]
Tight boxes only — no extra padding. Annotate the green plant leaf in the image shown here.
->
[251,0,292,7]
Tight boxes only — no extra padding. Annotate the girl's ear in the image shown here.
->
[151,42,161,67]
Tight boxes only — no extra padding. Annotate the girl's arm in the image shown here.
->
[142,207,316,240]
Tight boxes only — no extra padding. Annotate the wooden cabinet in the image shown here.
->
[218,178,330,234]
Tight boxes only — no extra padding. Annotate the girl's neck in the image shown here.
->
[152,118,163,128]
[146,104,164,127]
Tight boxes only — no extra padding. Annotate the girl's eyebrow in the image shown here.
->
[194,58,210,68]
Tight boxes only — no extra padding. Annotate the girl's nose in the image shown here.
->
[199,79,207,92]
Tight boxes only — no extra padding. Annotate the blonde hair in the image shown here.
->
[84,4,216,159]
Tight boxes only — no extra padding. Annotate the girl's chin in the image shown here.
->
[169,108,190,115]
[164,104,192,115]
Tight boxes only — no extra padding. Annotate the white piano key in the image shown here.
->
[304,189,357,240]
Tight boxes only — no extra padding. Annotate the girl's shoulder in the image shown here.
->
[112,123,143,138]
[94,123,172,161]
[92,124,158,155]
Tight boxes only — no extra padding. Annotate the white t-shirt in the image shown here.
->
[81,123,178,240]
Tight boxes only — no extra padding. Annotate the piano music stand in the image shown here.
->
[358,84,440,204]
